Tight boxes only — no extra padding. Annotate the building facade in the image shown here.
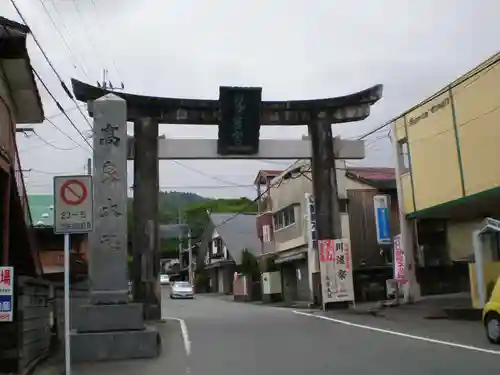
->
[0,17,44,276]
[255,161,399,303]
[394,52,500,263]
[392,52,500,301]
[199,212,261,294]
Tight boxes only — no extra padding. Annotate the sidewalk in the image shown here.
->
[32,320,187,375]
[304,293,496,351]
[198,293,316,309]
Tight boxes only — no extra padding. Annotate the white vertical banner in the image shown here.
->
[319,239,354,305]
[393,234,407,282]
[305,193,318,301]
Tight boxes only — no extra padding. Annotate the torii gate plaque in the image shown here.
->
[72,79,383,314]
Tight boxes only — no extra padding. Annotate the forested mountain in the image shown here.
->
[127,191,257,258]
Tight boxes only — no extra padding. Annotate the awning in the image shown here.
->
[275,249,307,265]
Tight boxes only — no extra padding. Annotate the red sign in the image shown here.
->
[60,179,88,206]
[319,240,335,262]
[0,268,11,287]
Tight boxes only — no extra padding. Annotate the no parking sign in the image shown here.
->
[54,175,94,234]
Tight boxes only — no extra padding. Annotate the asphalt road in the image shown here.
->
[161,287,500,375]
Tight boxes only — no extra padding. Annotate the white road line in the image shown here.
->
[163,317,191,356]
[293,310,500,355]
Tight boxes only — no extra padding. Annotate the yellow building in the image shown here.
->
[393,52,500,301]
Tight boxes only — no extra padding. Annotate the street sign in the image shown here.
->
[373,195,391,244]
[0,267,14,322]
[54,175,93,234]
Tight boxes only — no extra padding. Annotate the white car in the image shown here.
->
[160,274,170,285]
[170,281,194,299]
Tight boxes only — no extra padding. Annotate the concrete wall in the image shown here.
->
[395,53,500,214]
[0,277,54,374]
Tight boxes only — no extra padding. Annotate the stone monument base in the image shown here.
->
[71,325,160,362]
[71,303,160,362]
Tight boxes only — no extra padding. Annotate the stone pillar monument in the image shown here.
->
[71,94,160,362]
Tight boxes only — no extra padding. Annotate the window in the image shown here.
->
[273,205,296,230]
[398,139,410,174]
[262,225,272,243]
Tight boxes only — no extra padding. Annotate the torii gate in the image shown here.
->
[71,79,383,317]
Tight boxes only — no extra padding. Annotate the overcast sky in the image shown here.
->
[4,0,500,198]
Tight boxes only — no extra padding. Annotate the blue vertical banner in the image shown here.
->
[373,195,391,244]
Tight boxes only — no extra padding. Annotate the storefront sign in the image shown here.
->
[373,195,391,244]
[0,267,14,322]
[407,96,450,126]
[393,234,406,282]
[319,239,354,304]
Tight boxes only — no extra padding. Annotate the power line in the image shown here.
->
[44,117,87,150]
[33,131,79,151]
[188,161,308,245]
[90,0,124,86]
[10,0,73,99]
[9,0,93,132]
[32,68,93,150]
[24,168,83,176]
[171,160,253,188]
[71,0,106,74]
[356,54,500,141]
[37,0,90,80]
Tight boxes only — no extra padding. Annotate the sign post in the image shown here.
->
[0,267,14,322]
[319,239,354,310]
[54,175,93,375]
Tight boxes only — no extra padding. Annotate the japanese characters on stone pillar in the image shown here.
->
[89,94,128,304]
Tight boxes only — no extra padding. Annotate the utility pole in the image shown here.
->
[177,208,183,280]
[390,122,420,303]
[86,158,91,175]
[188,229,193,284]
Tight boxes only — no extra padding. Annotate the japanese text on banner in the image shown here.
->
[320,240,334,262]
[393,235,405,280]
[334,239,351,292]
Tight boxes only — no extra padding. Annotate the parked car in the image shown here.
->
[160,274,170,285]
[170,281,194,299]
[483,276,500,344]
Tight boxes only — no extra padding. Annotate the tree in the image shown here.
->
[240,249,260,281]
[127,192,258,258]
